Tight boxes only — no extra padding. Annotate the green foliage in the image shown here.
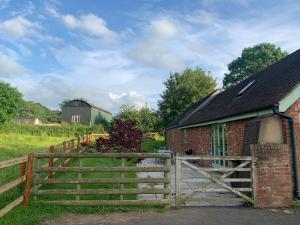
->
[157,67,216,128]
[141,136,165,153]
[114,105,158,133]
[0,122,105,137]
[223,43,288,89]
[0,82,23,122]
[19,100,60,122]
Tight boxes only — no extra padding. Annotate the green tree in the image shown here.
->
[0,82,23,122]
[114,104,158,133]
[223,43,288,89]
[157,67,216,128]
[20,101,60,122]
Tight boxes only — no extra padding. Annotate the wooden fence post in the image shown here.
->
[48,146,55,178]
[23,153,34,207]
[61,142,66,167]
[164,156,171,209]
[120,158,125,200]
[175,153,182,208]
[70,139,74,164]
[77,136,81,153]
[18,162,26,188]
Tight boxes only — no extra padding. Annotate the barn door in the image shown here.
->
[211,124,227,167]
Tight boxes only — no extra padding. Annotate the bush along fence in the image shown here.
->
[0,134,97,218]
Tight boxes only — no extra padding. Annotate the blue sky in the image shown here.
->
[0,0,300,113]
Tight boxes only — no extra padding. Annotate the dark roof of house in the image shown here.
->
[65,99,112,115]
[172,49,300,128]
[165,90,219,129]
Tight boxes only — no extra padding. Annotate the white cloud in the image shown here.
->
[0,16,40,38]
[0,54,27,78]
[129,19,183,71]
[108,91,146,109]
[61,14,118,43]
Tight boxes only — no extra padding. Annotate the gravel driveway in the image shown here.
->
[44,207,300,225]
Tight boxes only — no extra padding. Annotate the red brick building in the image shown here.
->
[165,49,300,207]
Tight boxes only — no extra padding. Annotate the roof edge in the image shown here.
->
[179,107,274,129]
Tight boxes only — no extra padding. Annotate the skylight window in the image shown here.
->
[236,80,256,96]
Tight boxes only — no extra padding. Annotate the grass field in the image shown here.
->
[0,134,69,161]
[0,134,166,225]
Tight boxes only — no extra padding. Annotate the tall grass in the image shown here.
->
[0,122,105,137]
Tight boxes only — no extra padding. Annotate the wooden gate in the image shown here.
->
[25,152,171,207]
[175,154,255,207]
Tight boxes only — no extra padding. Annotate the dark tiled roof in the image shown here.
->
[165,90,219,129]
[177,49,300,127]
[67,99,112,115]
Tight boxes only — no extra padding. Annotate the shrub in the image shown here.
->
[96,119,143,153]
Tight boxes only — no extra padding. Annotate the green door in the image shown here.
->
[211,124,227,167]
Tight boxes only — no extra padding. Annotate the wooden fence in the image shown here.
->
[25,152,171,207]
[0,156,27,217]
[0,133,107,217]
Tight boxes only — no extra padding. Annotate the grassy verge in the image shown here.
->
[0,136,166,225]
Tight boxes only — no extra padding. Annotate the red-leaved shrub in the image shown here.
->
[96,119,143,153]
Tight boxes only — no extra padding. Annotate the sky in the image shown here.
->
[0,0,300,113]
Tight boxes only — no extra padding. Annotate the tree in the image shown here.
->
[0,82,23,122]
[157,67,216,128]
[114,104,158,133]
[20,101,59,122]
[223,43,288,89]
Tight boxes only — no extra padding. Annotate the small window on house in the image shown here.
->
[236,80,256,97]
[183,129,188,144]
[71,115,80,123]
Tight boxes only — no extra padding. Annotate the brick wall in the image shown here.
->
[166,119,248,156]
[285,98,300,193]
[227,120,247,156]
[251,144,293,207]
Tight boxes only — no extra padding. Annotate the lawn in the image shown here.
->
[0,135,166,225]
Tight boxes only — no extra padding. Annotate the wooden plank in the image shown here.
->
[48,146,55,178]
[0,156,27,169]
[120,158,125,200]
[177,156,253,161]
[32,188,171,195]
[19,162,26,188]
[175,154,182,208]
[76,158,82,201]
[23,153,34,207]
[164,157,171,209]
[34,199,169,206]
[182,178,252,183]
[182,188,252,193]
[34,177,170,184]
[183,197,246,203]
[35,152,171,159]
[0,176,26,194]
[36,166,170,173]
[181,160,254,203]
[0,196,23,218]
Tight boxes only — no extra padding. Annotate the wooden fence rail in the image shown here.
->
[0,156,27,217]
[0,133,107,218]
[25,152,171,207]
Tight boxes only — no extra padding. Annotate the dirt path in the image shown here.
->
[44,207,300,225]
